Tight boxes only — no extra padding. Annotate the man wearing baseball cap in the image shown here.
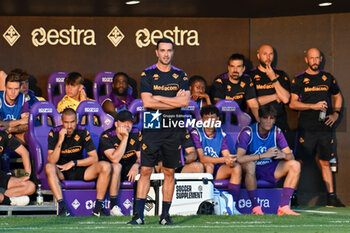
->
[99,110,141,216]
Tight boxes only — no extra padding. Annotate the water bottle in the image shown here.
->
[329,157,337,173]
[36,184,44,205]
[319,111,326,122]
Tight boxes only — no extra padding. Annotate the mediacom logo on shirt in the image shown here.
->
[143,110,221,129]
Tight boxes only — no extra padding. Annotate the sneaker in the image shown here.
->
[159,214,174,225]
[92,206,108,216]
[277,205,300,216]
[10,196,30,206]
[327,194,346,207]
[251,206,264,215]
[110,205,124,216]
[58,206,71,216]
[127,213,144,225]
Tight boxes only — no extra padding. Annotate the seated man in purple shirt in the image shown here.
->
[102,72,134,113]
[236,103,300,215]
[190,105,241,203]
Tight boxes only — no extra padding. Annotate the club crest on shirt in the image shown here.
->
[299,137,304,143]
[303,78,310,84]
[227,85,231,92]
[172,73,179,79]
[254,75,260,81]
[74,134,80,141]
[141,72,146,77]
[322,75,327,81]
[216,79,223,84]
[153,74,159,80]
[240,81,246,88]
[142,143,147,151]
[130,138,135,145]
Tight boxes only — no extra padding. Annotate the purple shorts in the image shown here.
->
[255,160,280,183]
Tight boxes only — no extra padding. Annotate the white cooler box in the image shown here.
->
[135,173,214,216]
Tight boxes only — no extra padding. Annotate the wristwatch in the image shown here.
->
[24,172,30,177]
[271,78,278,83]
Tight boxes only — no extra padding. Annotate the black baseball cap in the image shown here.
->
[115,110,133,122]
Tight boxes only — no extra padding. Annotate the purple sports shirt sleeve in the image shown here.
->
[237,127,252,151]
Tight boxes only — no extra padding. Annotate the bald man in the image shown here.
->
[290,48,344,207]
[249,44,292,145]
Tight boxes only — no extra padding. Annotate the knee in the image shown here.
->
[140,167,153,177]
[99,161,111,174]
[163,167,175,177]
[196,163,205,173]
[288,160,301,174]
[232,163,242,177]
[45,163,56,176]
[27,181,36,195]
[112,163,122,175]
[242,162,255,176]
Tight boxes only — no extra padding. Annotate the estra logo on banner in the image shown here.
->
[135,26,200,48]
[31,25,96,47]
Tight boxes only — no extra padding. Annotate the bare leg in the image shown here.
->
[84,161,111,200]
[162,167,175,202]
[5,177,35,197]
[109,163,122,196]
[181,162,205,173]
[136,166,153,198]
[45,163,64,200]
[318,159,333,193]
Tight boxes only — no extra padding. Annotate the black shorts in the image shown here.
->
[295,129,333,161]
[120,162,135,182]
[62,166,88,180]
[0,170,11,189]
[141,129,184,169]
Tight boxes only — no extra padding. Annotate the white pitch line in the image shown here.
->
[295,209,337,214]
[206,221,272,224]
[0,224,346,231]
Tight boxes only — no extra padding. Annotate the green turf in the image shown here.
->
[0,206,349,233]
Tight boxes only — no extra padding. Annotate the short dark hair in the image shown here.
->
[258,103,277,118]
[61,107,77,118]
[10,68,29,82]
[65,72,84,85]
[228,53,245,66]
[189,75,207,87]
[200,105,220,117]
[113,72,129,84]
[5,72,22,85]
[156,38,174,49]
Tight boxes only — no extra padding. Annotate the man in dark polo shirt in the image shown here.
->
[45,108,111,216]
[212,53,259,121]
[0,130,35,206]
[250,44,291,144]
[99,110,141,216]
[289,47,344,207]
[128,38,190,225]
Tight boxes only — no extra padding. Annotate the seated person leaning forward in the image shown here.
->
[236,103,300,215]
[99,110,140,216]
[190,105,241,202]
[0,130,35,206]
[45,108,111,216]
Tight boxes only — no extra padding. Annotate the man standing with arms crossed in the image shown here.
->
[289,48,344,207]
[128,38,190,225]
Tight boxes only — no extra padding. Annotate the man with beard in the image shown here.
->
[212,54,259,121]
[250,45,291,145]
[102,72,135,113]
[289,48,344,207]
[45,108,111,216]
[128,38,190,225]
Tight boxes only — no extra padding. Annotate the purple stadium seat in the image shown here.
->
[181,100,201,128]
[215,99,251,153]
[60,100,114,189]
[47,71,68,107]
[92,71,115,104]
[128,98,145,131]
[27,101,61,190]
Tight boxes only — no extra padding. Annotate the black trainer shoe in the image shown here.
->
[127,213,144,225]
[327,194,346,207]
[159,214,174,225]
[92,206,108,216]
[58,206,71,216]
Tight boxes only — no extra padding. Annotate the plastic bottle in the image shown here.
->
[36,184,44,205]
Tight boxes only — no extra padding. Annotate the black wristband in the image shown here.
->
[73,160,78,167]
[271,78,278,83]
[335,110,341,115]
